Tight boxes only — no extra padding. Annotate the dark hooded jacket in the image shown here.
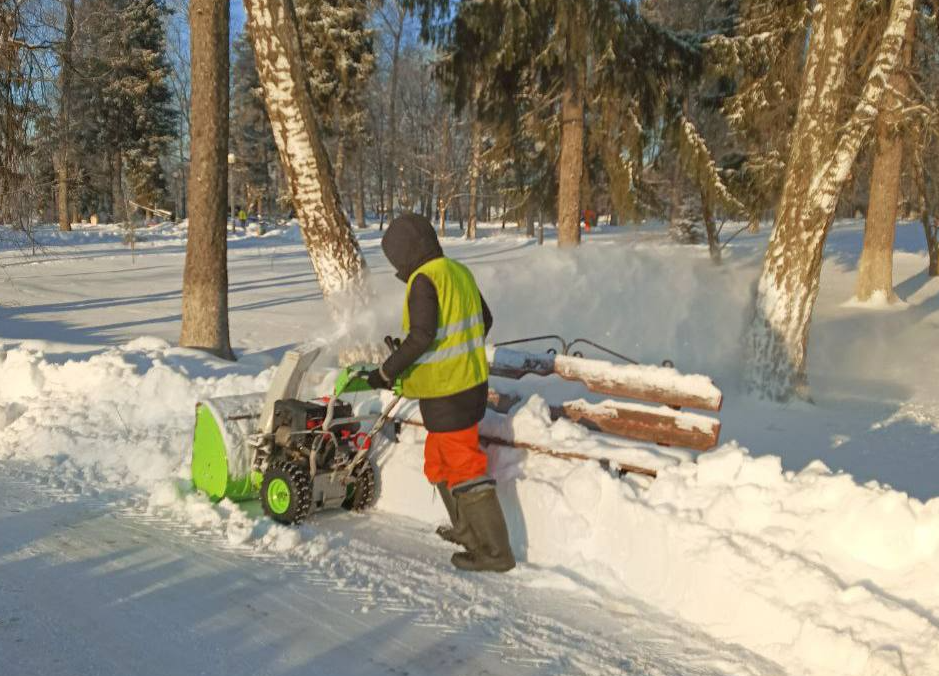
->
[380,213,492,433]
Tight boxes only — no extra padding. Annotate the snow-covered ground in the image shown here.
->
[2,218,938,676]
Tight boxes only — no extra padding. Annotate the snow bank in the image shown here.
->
[0,338,270,487]
[505,443,939,676]
[2,341,939,676]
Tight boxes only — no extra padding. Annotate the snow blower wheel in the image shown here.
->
[261,461,313,524]
[342,460,377,512]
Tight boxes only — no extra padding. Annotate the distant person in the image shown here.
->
[237,207,247,231]
[367,213,515,573]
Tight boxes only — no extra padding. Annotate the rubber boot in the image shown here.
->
[450,487,516,573]
[435,481,476,549]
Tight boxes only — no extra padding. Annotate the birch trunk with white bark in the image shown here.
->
[745,0,916,400]
[243,0,367,299]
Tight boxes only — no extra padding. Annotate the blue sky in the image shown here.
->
[230,0,247,39]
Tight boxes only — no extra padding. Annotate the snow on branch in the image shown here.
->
[677,115,746,216]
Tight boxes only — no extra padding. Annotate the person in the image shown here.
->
[367,212,516,573]
[237,207,248,231]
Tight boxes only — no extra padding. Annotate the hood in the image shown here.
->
[381,213,444,282]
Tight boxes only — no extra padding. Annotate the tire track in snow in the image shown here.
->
[1,460,779,676]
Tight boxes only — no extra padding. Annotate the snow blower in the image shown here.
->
[190,347,402,524]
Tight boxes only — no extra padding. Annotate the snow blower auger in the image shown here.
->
[190,348,402,524]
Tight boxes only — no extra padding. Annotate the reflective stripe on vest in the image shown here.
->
[401,258,489,399]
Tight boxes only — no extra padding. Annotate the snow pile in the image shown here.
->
[842,290,909,310]
[506,439,939,676]
[0,338,270,488]
[2,340,939,676]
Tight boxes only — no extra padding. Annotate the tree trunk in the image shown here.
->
[180,0,234,360]
[110,150,127,225]
[701,186,721,265]
[855,11,916,303]
[467,107,481,240]
[386,6,404,224]
[667,160,685,242]
[178,110,189,219]
[923,211,939,277]
[745,0,916,400]
[556,8,586,248]
[919,166,939,276]
[747,212,760,234]
[56,0,75,232]
[334,137,345,194]
[353,143,367,228]
[437,111,450,237]
[243,0,367,298]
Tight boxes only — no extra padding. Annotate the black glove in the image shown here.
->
[366,369,391,390]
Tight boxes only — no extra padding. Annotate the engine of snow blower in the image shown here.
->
[258,395,375,524]
[253,363,402,525]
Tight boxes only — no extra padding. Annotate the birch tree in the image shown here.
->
[243,0,368,299]
[745,0,917,400]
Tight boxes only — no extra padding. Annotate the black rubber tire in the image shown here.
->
[342,460,376,512]
[260,461,313,524]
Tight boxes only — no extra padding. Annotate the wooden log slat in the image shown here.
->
[488,347,723,412]
[554,401,721,452]
[486,388,720,451]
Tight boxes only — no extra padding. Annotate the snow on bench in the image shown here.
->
[488,347,723,411]
[486,346,723,456]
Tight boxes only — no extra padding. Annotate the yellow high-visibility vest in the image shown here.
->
[401,258,489,399]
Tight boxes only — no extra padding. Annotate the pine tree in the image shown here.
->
[413,0,700,246]
[645,0,747,260]
[69,0,176,221]
[230,32,278,216]
[296,0,375,217]
[108,0,176,210]
[709,0,808,232]
[296,0,375,133]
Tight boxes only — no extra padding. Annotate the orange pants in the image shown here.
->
[423,424,488,489]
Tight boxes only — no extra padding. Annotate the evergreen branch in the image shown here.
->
[676,114,746,215]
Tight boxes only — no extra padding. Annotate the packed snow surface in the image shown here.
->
[3,218,939,675]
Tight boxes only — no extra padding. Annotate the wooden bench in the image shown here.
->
[483,347,724,476]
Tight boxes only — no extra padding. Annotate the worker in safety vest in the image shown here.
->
[367,213,515,573]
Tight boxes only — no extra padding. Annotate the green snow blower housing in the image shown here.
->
[191,348,402,524]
